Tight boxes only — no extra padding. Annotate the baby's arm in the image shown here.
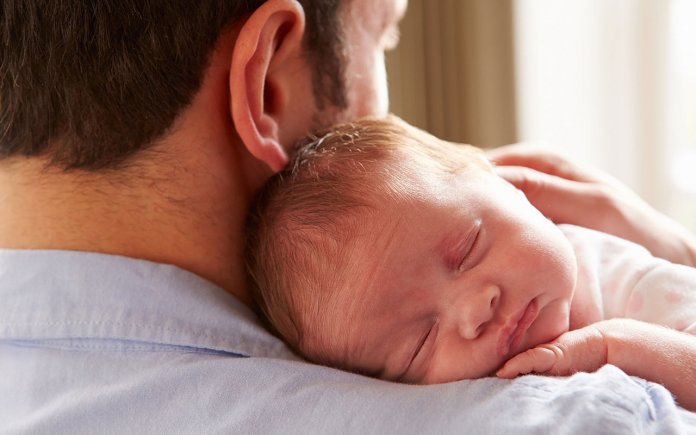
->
[497,318,696,411]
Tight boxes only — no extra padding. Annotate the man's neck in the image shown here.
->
[0,147,267,306]
[0,25,277,305]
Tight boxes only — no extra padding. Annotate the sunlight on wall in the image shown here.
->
[515,0,695,233]
[666,0,696,231]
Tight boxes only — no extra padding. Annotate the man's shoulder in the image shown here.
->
[2,249,694,434]
[3,344,688,434]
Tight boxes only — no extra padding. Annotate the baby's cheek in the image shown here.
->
[545,228,578,303]
[426,341,501,383]
[529,300,571,348]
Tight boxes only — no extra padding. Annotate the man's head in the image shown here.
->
[0,0,405,172]
[246,116,578,383]
[0,0,408,305]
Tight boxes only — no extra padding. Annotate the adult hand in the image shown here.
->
[487,144,696,267]
[496,324,607,379]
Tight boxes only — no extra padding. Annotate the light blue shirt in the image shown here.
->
[1,249,695,434]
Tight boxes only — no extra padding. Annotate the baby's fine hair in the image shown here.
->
[244,115,486,367]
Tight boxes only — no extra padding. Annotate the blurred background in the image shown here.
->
[386,0,696,233]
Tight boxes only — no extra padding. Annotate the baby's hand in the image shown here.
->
[496,324,608,378]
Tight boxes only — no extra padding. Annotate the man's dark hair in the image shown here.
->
[0,0,347,170]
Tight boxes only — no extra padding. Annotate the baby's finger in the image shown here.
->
[496,347,557,379]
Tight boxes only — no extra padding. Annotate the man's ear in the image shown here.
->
[230,0,306,172]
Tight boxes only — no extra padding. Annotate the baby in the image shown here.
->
[245,116,696,402]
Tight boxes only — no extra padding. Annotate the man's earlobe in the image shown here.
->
[229,0,306,172]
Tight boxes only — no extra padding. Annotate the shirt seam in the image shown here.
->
[0,319,245,343]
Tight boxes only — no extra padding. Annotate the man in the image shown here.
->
[1,0,695,433]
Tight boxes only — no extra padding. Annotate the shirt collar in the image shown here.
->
[0,249,296,359]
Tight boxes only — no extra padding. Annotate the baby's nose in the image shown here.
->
[458,285,501,340]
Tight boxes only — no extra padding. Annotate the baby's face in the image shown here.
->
[332,162,578,383]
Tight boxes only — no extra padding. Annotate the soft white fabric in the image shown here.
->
[562,224,696,332]
[1,248,696,434]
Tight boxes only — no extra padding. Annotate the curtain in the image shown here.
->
[386,0,516,148]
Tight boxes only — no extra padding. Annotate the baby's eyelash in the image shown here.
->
[400,320,439,382]
[458,223,481,271]
[399,325,432,382]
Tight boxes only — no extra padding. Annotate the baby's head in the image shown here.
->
[246,116,577,384]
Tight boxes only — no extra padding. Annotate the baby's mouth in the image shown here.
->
[497,298,539,358]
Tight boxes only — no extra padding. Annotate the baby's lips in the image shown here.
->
[497,299,539,358]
